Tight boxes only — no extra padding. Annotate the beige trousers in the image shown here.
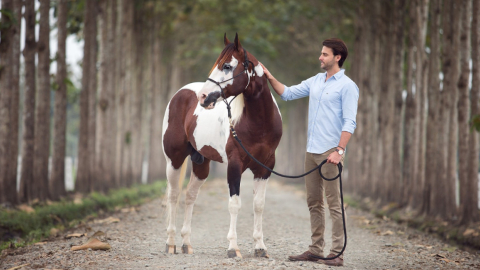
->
[305,148,346,258]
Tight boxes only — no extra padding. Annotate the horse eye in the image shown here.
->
[223,64,231,70]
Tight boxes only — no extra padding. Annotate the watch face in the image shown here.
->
[338,149,344,155]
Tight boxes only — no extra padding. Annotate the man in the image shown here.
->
[260,38,359,267]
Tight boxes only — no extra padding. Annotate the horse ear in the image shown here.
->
[234,32,242,51]
[224,33,231,46]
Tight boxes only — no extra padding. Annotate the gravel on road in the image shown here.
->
[2,173,480,270]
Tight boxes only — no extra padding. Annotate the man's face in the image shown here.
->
[319,46,340,71]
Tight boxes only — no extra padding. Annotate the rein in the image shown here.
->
[208,50,347,260]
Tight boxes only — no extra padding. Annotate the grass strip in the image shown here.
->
[0,180,167,251]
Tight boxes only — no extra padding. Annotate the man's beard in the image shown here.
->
[321,60,335,71]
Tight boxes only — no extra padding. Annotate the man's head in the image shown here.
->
[319,38,348,71]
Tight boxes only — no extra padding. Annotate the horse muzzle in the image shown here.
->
[200,91,221,109]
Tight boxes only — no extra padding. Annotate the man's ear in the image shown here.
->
[335,54,342,63]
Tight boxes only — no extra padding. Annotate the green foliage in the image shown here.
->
[0,181,167,251]
[471,115,480,132]
[0,9,16,30]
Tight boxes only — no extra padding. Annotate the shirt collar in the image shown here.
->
[325,69,345,81]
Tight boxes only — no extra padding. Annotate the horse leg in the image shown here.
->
[165,159,187,254]
[180,159,210,254]
[253,178,269,258]
[226,163,242,258]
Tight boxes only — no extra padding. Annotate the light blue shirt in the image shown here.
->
[280,69,359,154]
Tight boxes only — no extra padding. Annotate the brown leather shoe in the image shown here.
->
[319,253,344,266]
[288,251,321,262]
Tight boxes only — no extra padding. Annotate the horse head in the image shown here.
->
[198,33,259,109]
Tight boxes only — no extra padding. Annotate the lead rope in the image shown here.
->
[227,107,347,261]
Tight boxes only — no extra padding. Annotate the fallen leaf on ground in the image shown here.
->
[94,217,120,224]
[50,228,59,237]
[121,207,136,213]
[91,231,105,238]
[71,237,111,251]
[463,228,475,236]
[7,264,30,270]
[65,233,86,239]
[17,204,35,213]
[381,230,394,236]
[431,253,446,258]
[34,242,47,245]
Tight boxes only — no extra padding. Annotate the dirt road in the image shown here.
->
[2,174,480,269]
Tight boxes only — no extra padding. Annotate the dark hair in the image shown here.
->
[322,38,348,68]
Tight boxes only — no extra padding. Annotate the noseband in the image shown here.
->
[206,48,255,118]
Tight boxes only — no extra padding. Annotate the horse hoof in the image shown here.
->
[254,248,269,258]
[227,249,242,258]
[182,244,194,254]
[165,244,176,254]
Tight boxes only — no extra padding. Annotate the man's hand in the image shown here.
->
[259,62,273,80]
[327,151,342,165]
[258,62,285,95]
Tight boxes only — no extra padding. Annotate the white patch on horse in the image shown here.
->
[227,195,242,251]
[270,93,282,121]
[162,101,171,160]
[165,161,181,246]
[254,63,264,77]
[193,101,230,162]
[199,56,239,99]
[253,179,268,250]
[230,94,244,126]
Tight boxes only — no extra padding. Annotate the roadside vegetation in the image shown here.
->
[0,180,167,252]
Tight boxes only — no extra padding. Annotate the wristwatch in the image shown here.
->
[336,148,344,155]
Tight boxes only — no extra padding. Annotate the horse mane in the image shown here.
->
[209,43,237,75]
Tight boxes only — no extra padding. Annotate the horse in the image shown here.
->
[162,33,282,259]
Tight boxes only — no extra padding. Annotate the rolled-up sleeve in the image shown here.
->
[280,75,316,101]
[341,82,359,134]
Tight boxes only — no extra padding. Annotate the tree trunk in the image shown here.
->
[50,0,68,200]
[19,0,37,202]
[387,0,406,205]
[432,0,461,219]
[34,0,51,201]
[114,1,124,187]
[412,0,429,210]
[460,0,480,224]
[0,0,14,204]
[96,0,114,192]
[76,0,98,194]
[446,0,462,219]
[147,18,167,183]
[423,0,441,215]
[6,0,23,204]
[402,0,418,207]
[121,0,134,187]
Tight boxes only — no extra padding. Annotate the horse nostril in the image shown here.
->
[202,94,207,99]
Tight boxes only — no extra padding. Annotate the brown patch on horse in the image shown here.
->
[163,89,198,169]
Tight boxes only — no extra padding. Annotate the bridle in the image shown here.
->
[206,48,255,119]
